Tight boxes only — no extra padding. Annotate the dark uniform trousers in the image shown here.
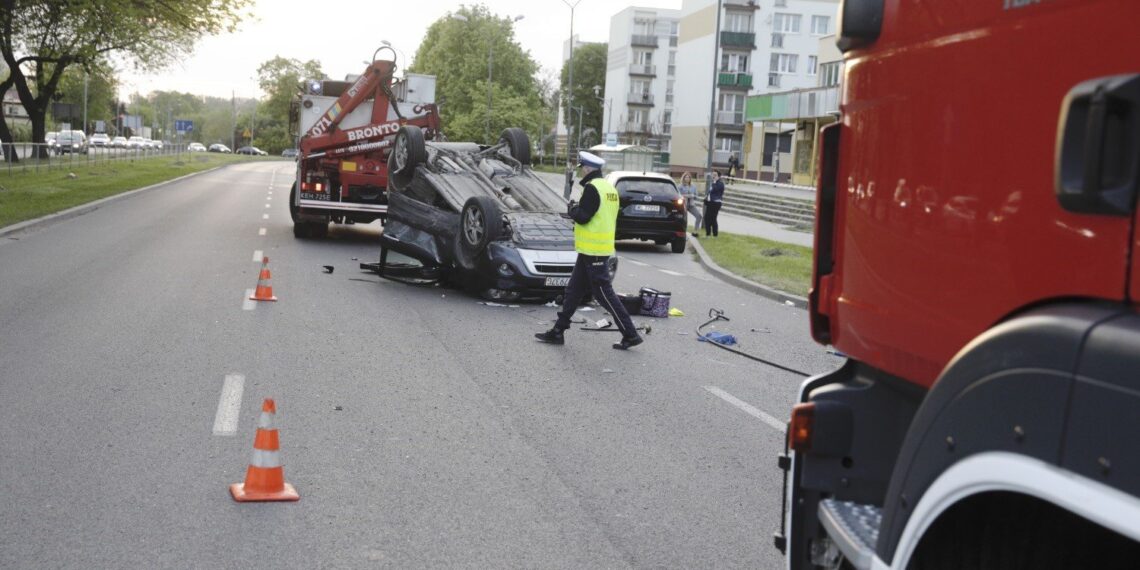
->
[554,254,637,337]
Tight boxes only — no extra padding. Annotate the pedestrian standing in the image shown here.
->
[535,151,644,350]
[678,171,702,238]
[727,152,740,178]
[704,170,725,237]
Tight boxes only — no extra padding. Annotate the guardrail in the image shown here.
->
[1,143,219,176]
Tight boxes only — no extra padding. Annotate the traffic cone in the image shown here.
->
[249,256,277,301]
[230,398,299,502]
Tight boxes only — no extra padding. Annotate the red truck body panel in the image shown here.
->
[821,0,1138,387]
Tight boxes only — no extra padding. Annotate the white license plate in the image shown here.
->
[544,277,570,287]
[634,204,660,213]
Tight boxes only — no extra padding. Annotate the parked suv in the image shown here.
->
[89,133,110,148]
[55,130,88,154]
[605,171,687,253]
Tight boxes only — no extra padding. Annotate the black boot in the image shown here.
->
[535,328,565,345]
[612,335,643,350]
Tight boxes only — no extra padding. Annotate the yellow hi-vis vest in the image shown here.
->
[574,179,619,256]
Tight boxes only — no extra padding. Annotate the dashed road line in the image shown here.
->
[265,204,271,208]
[258,228,266,236]
[624,259,648,266]
[704,386,786,432]
[252,250,263,262]
[659,269,684,276]
[212,374,245,436]
[263,214,269,220]
[242,289,257,311]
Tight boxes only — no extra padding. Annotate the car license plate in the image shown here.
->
[544,277,570,287]
[634,204,660,213]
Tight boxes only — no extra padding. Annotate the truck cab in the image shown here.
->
[781,1,1140,568]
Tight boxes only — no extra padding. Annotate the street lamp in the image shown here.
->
[593,84,611,143]
[451,13,525,144]
[561,0,584,199]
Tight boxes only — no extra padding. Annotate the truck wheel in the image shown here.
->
[389,125,426,187]
[289,182,299,222]
[453,196,503,271]
[499,128,531,165]
[671,237,686,254]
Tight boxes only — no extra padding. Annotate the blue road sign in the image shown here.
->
[175,119,193,133]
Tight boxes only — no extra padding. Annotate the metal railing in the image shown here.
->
[631,34,659,47]
[1,142,222,176]
[716,110,745,125]
[627,92,655,105]
[629,64,657,76]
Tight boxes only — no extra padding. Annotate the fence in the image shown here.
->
[1,143,208,177]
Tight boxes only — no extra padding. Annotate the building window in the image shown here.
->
[771,33,784,48]
[670,21,679,36]
[774,0,787,6]
[820,62,842,87]
[720,52,749,72]
[811,15,830,35]
[770,53,798,74]
[808,56,818,76]
[634,51,653,65]
[666,80,675,104]
[773,13,801,34]
[768,73,781,88]
[724,12,753,33]
[663,110,672,134]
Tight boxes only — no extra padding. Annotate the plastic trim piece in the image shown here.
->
[889,452,1140,569]
[299,199,388,213]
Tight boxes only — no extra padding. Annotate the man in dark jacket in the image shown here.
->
[535,152,643,350]
[704,170,725,237]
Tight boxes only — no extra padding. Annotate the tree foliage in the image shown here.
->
[52,59,119,133]
[560,42,607,150]
[0,0,250,160]
[410,4,545,146]
[252,56,325,153]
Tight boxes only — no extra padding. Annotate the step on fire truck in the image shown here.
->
[780,1,1140,569]
[289,47,439,238]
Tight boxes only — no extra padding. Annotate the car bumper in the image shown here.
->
[478,244,578,298]
[616,215,687,241]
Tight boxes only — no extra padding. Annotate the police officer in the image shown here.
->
[535,151,644,350]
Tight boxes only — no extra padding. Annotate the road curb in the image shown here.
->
[688,235,809,309]
[0,164,230,239]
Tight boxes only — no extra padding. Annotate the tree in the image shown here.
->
[253,56,325,153]
[53,59,118,133]
[0,0,250,161]
[410,5,544,145]
[560,42,607,153]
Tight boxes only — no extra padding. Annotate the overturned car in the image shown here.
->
[368,126,612,301]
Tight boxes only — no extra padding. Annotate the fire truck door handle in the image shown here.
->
[1055,74,1140,216]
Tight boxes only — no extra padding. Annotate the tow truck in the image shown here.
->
[779,1,1140,568]
[289,47,440,238]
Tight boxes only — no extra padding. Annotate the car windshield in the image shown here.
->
[615,178,678,197]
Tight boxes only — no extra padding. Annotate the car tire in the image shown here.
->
[453,196,503,271]
[499,128,531,165]
[671,237,686,254]
[389,126,426,188]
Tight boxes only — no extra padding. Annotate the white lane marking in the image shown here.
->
[659,269,684,276]
[242,289,257,311]
[625,259,648,266]
[268,191,273,195]
[212,374,245,436]
[267,196,272,201]
[265,204,271,208]
[252,250,263,262]
[258,228,267,236]
[263,214,269,220]
[704,386,786,432]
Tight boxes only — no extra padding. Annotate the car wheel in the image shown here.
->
[389,125,426,188]
[453,196,503,271]
[498,127,531,165]
[671,237,686,254]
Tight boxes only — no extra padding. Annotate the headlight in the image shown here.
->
[497,263,515,276]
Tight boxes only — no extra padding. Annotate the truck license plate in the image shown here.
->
[544,277,570,287]
[634,204,660,213]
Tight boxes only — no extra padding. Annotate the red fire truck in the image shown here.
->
[780,1,1140,568]
[289,47,440,238]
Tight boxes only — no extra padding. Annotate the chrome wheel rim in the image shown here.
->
[463,207,484,245]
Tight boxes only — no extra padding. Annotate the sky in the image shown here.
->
[118,0,682,100]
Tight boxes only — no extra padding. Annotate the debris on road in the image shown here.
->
[785,300,795,306]
[334,405,343,411]
[322,265,334,274]
[698,331,738,346]
[668,307,685,317]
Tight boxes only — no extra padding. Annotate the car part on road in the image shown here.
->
[578,321,652,335]
[696,309,810,376]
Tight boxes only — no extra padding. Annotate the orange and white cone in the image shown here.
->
[230,398,299,502]
[249,256,277,302]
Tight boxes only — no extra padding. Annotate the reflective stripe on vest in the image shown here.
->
[574,179,619,256]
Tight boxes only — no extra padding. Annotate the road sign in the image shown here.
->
[605,133,618,147]
[175,119,193,134]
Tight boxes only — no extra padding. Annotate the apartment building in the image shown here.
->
[602,7,683,153]
[670,0,839,176]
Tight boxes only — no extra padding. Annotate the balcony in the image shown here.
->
[713,149,734,164]
[716,110,744,127]
[719,31,756,49]
[622,121,651,134]
[631,34,658,47]
[724,0,760,9]
[628,64,657,77]
[627,92,655,105]
[717,72,753,89]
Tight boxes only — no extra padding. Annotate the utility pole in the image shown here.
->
[230,90,236,151]
[704,0,724,190]
[561,0,583,199]
[82,71,88,134]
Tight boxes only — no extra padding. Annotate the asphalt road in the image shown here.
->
[0,162,838,568]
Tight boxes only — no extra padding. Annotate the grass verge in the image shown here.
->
[695,231,813,297]
[0,154,254,228]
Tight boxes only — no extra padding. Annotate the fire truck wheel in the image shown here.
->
[453,196,503,271]
[391,125,426,183]
[499,128,531,165]
[289,182,299,222]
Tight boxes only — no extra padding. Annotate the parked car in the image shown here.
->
[127,136,147,150]
[89,133,110,148]
[235,146,267,156]
[372,126,607,301]
[281,148,298,158]
[187,142,207,152]
[606,171,688,253]
[45,131,59,151]
[111,136,128,148]
[55,130,89,155]
[207,143,232,153]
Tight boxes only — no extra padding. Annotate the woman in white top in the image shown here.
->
[678,172,702,238]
